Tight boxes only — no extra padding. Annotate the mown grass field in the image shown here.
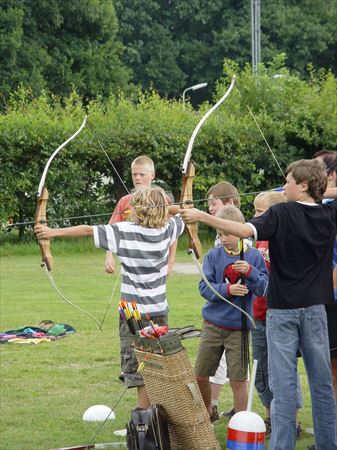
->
[1,239,316,449]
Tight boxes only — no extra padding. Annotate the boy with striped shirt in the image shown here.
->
[35,187,184,408]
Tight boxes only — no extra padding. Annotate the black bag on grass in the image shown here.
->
[126,403,171,450]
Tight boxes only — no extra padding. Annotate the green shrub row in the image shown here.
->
[1,58,336,240]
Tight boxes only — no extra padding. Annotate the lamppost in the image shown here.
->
[251,0,261,74]
[182,82,208,110]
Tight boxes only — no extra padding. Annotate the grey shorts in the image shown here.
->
[119,314,168,388]
[194,321,248,381]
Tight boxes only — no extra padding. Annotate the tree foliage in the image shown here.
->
[114,0,337,97]
[0,0,131,105]
[1,59,336,240]
[1,0,336,103]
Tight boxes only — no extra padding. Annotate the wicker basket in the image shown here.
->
[135,348,220,450]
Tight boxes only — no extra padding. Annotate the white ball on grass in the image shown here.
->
[82,405,116,422]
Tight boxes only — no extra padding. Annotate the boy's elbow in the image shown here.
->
[199,284,211,300]
[198,285,206,298]
[85,225,93,236]
[77,225,93,237]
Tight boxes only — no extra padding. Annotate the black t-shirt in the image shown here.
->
[248,201,337,309]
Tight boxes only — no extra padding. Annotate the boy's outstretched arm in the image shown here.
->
[34,224,93,240]
[179,208,254,238]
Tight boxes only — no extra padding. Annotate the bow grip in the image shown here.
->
[180,161,202,260]
[35,186,54,271]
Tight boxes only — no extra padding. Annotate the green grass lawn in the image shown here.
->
[1,240,316,449]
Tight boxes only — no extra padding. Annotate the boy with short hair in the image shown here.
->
[252,191,303,437]
[106,155,178,274]
[194,205,268,419]
[207,181,240,216]
[179,159,337,450]
[313,151,337,367]
[35,187,185,409]
[206,181,242,418]
[108,155,155,224]
[313,150,337,199]
[310,151,337,450]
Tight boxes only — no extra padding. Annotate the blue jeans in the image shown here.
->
[252,319,303,409]
[267,305,337,450]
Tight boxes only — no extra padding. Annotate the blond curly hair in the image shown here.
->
[130,187,168,228]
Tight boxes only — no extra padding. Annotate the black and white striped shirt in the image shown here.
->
[93,216,184,316]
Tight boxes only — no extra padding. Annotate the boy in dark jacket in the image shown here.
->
[180,159,337,450]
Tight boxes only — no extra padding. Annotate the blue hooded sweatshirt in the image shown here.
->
[199,245,268,330]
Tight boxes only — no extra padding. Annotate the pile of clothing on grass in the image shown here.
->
[0,320,75,344]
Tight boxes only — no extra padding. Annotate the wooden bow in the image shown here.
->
[180,77,255,328]
[35,116,88,272]
[34,116,103,330]
[180,76,236,260]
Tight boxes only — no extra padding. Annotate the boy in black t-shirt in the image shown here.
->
[179,159,337,450]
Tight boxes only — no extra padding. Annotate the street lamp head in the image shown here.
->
[182,82,208,110]
[191,82,208,91]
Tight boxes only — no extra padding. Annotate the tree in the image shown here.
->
[261,0,337,75]
[114,0,337,98]
[0,0,131,105]
[114,0,187,95]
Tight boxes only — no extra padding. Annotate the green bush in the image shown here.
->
[1,57,336,241]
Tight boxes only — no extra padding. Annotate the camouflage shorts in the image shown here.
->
[119,314,168,388]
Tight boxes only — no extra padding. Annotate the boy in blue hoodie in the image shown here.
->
[194,206,268,419]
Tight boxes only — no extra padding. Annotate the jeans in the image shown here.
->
[267,305,337,450]
[252,319,303,409]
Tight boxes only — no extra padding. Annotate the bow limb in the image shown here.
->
[182,76,236,174]
[37,116,87,196]
[35,115,87,271]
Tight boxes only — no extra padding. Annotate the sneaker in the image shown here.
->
[210,405,219,423]
[296,422,303,439]
[219,407,235,418]
[264,417,272,434]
